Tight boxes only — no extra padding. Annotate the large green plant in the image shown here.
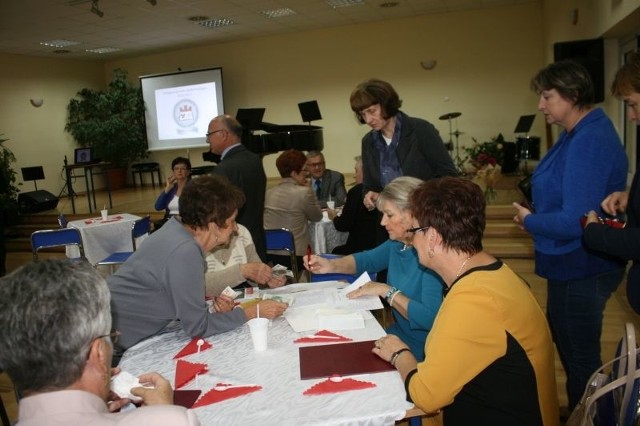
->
[65,68,148,167]
[0,134,19,210]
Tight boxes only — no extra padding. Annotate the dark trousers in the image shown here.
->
[546,268,624,409]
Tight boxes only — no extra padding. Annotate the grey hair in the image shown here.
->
[376,176,423,211]
[0,259,111,394]
[306,150,324,160]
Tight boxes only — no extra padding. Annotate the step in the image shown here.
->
[483,237,534,259]
[484,222,529,239]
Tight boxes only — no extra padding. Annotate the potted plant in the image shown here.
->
[0,134,20,276]
[65,68,148,188]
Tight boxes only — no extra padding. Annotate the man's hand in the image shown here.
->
[130,372,173,406]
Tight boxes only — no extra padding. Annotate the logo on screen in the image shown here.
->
[174,100,198,128]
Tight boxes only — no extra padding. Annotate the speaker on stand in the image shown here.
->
[18,166,59,214]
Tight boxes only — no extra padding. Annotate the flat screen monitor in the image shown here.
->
[74,147,93,164]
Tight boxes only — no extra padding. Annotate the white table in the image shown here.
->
[119,313,412,425]
[309,219,348,255]
[67,213,141,264]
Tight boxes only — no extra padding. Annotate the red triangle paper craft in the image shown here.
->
[173,390,202,408]
[175,360,208,389]
[173,338,213,359]
[192,383,262,408]
[294,329,352,344]
[303,376,376,395]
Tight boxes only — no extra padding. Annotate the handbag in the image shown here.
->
[566,323,640,426]
[517,175,534,211]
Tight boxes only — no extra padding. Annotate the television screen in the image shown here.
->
[140,68,224,151]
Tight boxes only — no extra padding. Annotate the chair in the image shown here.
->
[95,215,151,270]
[131,162,161,188]
[57,213,68,228]
[31,228,85,261]
[265,228,299,280]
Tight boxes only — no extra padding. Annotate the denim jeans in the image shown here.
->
[546,268,624,410]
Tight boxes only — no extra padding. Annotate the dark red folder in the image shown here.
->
[299,340,395,380]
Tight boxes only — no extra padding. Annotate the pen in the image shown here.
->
[307,244,312,266]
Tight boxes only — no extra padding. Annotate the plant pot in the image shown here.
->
[108,167,128,190]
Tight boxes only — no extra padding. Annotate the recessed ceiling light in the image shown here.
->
[379,1,399,7]
[325,0,364,8]
[86,47,121,54]
[261,8,297,18]
[40,39,80,48]
[198,18,235,28]
[187,15,209,22]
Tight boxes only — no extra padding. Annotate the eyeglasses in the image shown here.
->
[173,166,189,171]
[206,129,225,137]
[96,330,121,345]
[307,162,325,168]
[406,226,429,234]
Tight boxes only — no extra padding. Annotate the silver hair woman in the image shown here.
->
[0,259,199,424]
[304,176,444,361]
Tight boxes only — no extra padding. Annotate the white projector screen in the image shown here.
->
[140,67,224,151]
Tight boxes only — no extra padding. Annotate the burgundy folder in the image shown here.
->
[299,340,395,380]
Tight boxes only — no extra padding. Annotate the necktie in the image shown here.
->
[314,180,321,199]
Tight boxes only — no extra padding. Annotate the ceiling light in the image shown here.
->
[261,8,297,18]
[91,0,104,17]
[86,47,121,54]
[187,16,209,22]
[40,39,80,48]
[198,18,235,28]
[325,0,364,8]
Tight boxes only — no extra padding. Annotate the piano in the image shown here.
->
[202,107,324,162]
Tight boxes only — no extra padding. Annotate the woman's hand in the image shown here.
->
[372,334,408,363]
[164,175,175,192]
[347,282,388,299]
[584,210,600,227]
[241,262,275,286]
[512,202,532,231]
[601,191,628,215]
[131,372,173,406]
[265,273,287,288]
[364,191,379,211]
[304,254,331,274]
[212,295,235,312]
[244,300,287,320]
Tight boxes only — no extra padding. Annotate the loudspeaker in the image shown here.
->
[18,190,59,214]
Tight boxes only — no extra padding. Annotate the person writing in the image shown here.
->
[109,175,287,364]
[154,156,191,230]
[0,259,200,425]
[375,177,559,425]
[584,51,640,314]
[512,60,627,411]
[305,176,442,360]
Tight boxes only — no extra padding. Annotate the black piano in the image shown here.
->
[203,105,323,162]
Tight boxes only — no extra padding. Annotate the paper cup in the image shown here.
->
[326,201,335,210]
[248,317,269,352]
[100,209,108,221]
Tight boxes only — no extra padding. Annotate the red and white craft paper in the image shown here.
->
[303,375,376,395]
[294,329,352,343]
[173,338,213,359]
[191,383,262,408]
[174,360,208,389]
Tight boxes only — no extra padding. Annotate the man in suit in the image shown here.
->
[306,151,347,209]
[207,115,267,261]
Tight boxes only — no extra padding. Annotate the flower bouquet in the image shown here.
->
[464,134,505,171]
[473,164,502,203]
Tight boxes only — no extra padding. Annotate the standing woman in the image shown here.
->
[154,156,191,229]
[513,60,628,410]
[584,51,640,313]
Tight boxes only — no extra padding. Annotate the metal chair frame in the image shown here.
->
[95,215,151,269]
[265,228,299,280]
[31,228,85,261]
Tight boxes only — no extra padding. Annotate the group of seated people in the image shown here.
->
[0,172,560,425]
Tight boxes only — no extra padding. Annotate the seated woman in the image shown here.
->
[205,223,286,296]
[109,175,288,363]
[154,156,191,230]
[264,149,323,276]
[329,155,378,255]
[374,177,559,425]
[305,176,443,360]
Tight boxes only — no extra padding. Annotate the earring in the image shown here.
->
[428,248,435,258]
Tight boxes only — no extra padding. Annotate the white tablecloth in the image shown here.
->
[67,213,141,264]
[119,313,411,425]
[309,219,348,255]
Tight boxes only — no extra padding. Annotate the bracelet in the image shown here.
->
[384,286,398,303]
[390,348,410,366]
[388,290,401,307]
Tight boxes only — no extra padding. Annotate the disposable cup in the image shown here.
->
[326,201,335,210]
[101,209,108,221]
[248,317,269,351]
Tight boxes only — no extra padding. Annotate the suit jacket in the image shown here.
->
[332,183,378,255]
[361,111,457,196]
[312,169,347,208]
[18,390,200,426]
[213,144,267,261]
[264,177,323,256]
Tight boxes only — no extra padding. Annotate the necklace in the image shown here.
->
[455,255,472,278]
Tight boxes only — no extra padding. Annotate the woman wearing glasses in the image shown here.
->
[304,176,443,360]
[154,156,191,230]
[374,177,558,425]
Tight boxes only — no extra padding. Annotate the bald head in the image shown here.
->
[207,114,243,155]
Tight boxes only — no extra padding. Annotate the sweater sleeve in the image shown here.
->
[406,269,443,332]
[583,223,640,260]
[154,185,176,211]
